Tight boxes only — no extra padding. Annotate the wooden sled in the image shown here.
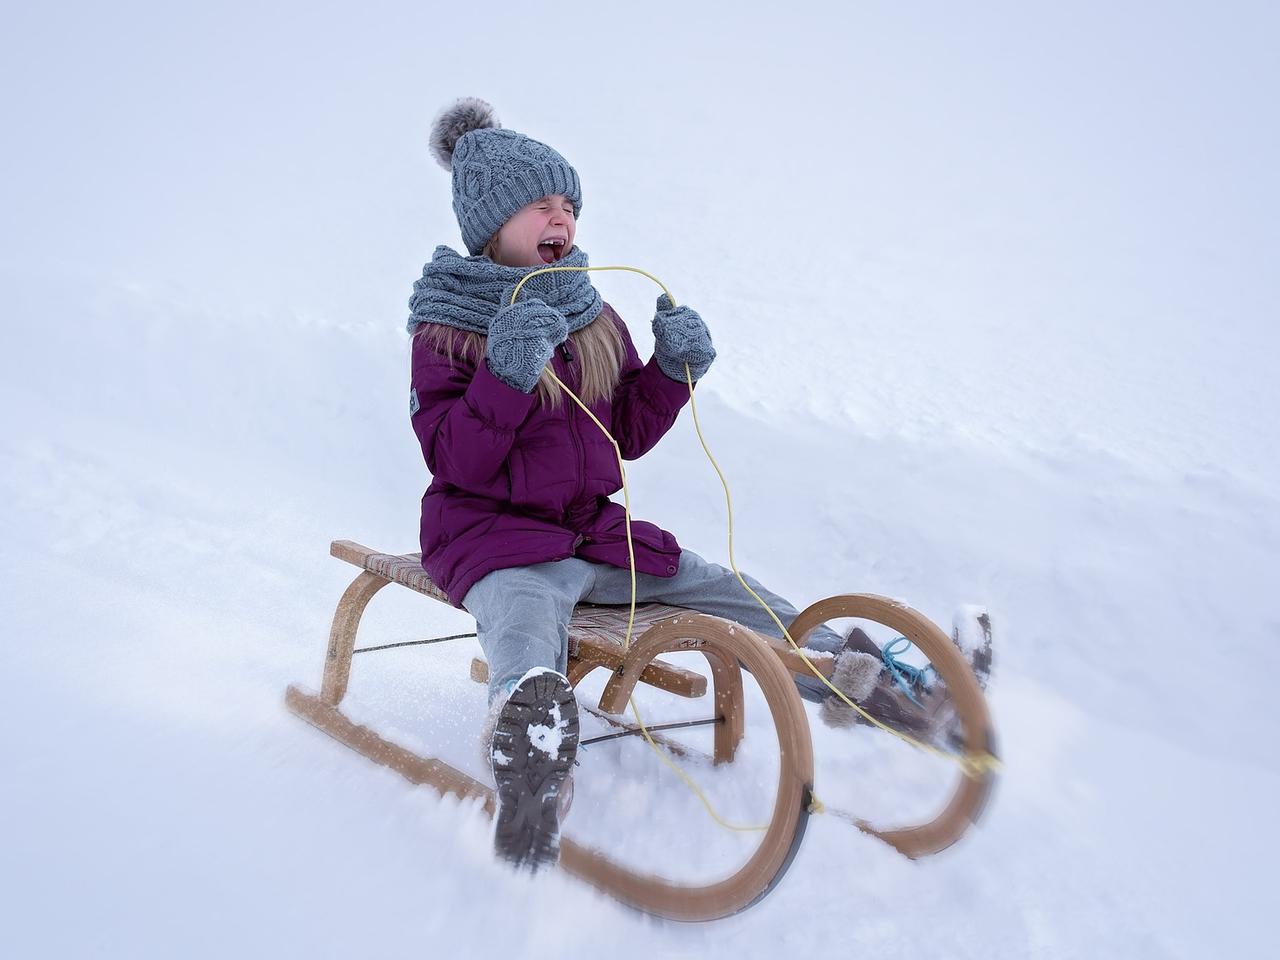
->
[286,540,998,921]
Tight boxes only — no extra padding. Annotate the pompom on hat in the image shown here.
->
[429,97,582,256]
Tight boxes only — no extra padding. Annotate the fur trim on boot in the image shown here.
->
[818,651,883,728]
[479,694,506,765]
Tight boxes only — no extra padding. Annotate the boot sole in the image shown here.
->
[490,671,580,871]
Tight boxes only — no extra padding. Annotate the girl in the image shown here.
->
[406,98,954,871]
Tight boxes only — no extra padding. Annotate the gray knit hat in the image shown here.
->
[429,97,582,256]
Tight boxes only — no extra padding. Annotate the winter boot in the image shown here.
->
[480,691,576,823]
[486,667,580,871]
[820,627,962,749]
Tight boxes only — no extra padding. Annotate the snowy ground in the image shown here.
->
[4,3,1278,957]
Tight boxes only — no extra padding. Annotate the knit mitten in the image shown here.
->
[651,294,715,383]
[486,296,569,393]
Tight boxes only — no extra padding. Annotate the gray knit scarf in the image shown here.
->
[406,244,603,336]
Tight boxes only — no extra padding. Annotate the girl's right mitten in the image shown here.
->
[486,296,570,393]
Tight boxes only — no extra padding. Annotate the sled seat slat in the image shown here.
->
[330,539,707,699]
[331,539,454,605]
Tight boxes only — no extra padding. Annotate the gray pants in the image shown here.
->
[462,549,845,703]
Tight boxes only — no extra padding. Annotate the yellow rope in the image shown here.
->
[510,265,999,833]
[511,264,675,308]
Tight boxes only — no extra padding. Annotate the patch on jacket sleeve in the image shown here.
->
[409,387,420,417]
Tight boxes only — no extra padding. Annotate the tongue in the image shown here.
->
[538,244,555,264]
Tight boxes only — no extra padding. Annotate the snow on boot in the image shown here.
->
[488,667,579,871]
[952,605,994,689]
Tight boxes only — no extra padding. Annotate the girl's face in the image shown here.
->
[487,194,577,267]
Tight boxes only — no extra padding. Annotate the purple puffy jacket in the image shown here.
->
[409,303,692,606]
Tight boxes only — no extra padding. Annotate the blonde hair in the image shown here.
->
[414,308,626,410]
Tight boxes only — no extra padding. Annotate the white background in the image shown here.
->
[3,2,1277,956]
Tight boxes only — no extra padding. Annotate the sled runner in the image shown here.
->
[286,539,998,921]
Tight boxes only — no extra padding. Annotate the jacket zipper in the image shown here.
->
[562,348,587,534]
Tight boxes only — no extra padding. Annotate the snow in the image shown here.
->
[952,606,990,657]
[527,705,565,759]
[3,2,1278,957]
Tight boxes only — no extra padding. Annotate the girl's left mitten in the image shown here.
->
[651,294,716,383]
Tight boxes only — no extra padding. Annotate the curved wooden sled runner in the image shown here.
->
[286,540,997,921]
[787,595,998,857]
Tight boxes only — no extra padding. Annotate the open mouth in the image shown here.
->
[537,238,567,264]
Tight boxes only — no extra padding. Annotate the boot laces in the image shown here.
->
[881,636,937,707]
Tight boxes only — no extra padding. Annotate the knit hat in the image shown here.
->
[429,97,582,256]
